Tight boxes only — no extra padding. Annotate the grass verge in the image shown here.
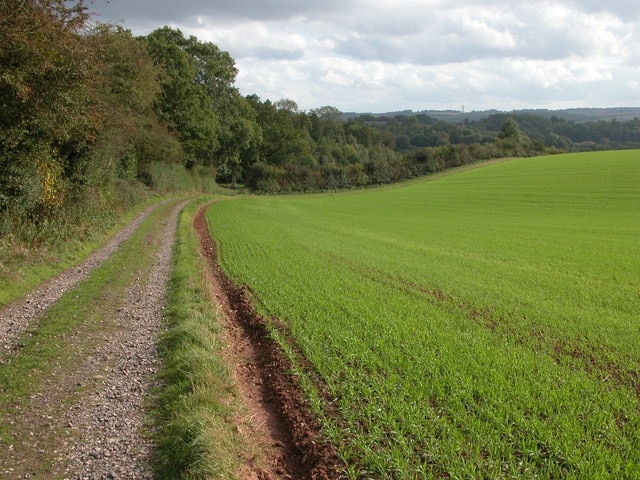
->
[152,198,247,479]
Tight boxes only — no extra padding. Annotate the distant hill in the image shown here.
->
[343,107,640,124]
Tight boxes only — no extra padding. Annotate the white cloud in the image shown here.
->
[459,16,518,50]
[89,0,640,112]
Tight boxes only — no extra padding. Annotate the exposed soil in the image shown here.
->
[193,205,340,480]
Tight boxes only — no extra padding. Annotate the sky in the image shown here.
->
[89,0,640,113]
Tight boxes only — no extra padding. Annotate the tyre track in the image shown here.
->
[61,199,187,478]
[0,200,184,479]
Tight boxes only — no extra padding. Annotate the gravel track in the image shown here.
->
[61,200,186,479]
[0,199,185,479]
[0,202,165,360]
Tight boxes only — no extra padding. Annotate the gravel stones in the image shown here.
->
[0,202,164,360]
[61,201,185,479]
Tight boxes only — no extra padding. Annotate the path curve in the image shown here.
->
[0,201,166,360]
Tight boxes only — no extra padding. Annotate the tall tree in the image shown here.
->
[216,95,262,188]
[309,105,343,142]
[496,117,533,156]
[185,35,238,112]
[142,27,240,169]
[86,25,182,184]
[274,98,300,113]
[253,100,315,166]
[0,0,98,216]
[143,27,219,168]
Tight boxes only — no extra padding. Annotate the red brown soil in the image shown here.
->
[194,205,340,480]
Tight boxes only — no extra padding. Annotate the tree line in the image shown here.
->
[2,0,637,236]
[236,106,552,193]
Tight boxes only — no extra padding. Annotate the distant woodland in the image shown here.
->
[2,0,640,248]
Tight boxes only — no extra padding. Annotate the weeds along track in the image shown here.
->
[0,201,166,361]
[194,204,340,480]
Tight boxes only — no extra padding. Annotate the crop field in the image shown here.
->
[207,151,640,479]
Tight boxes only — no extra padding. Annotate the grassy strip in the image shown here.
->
[0,200,181,476]
[152,198,246,480]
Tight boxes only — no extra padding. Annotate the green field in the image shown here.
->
[207,151,640,479]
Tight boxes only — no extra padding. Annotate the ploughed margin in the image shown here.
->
[194,203,340,480]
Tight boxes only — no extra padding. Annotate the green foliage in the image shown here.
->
[240,98,406,192]
[145,163,219,195]
[142,27,239,169]
[216,96,262,188]
[0,5,564,209]
[245,162,283,193]
[209,151,640,478]
[1,11,230,252]
[237,99,557,193]
[273,98,300,112]
[86,25,177,185]
[0,0,97,215]
[251,99,315,166]
[495,117,536,156]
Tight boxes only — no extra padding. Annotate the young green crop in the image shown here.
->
[208,151,640,479]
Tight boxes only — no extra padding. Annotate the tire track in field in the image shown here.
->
[0,201,166,361]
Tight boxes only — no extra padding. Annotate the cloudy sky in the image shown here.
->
[89,0,640,113]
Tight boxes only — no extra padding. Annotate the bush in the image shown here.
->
[246,162,284,193]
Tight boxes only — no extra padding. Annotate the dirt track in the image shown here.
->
[193,204,339,480]
[0,200,181,478]
[0,202,165,362]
